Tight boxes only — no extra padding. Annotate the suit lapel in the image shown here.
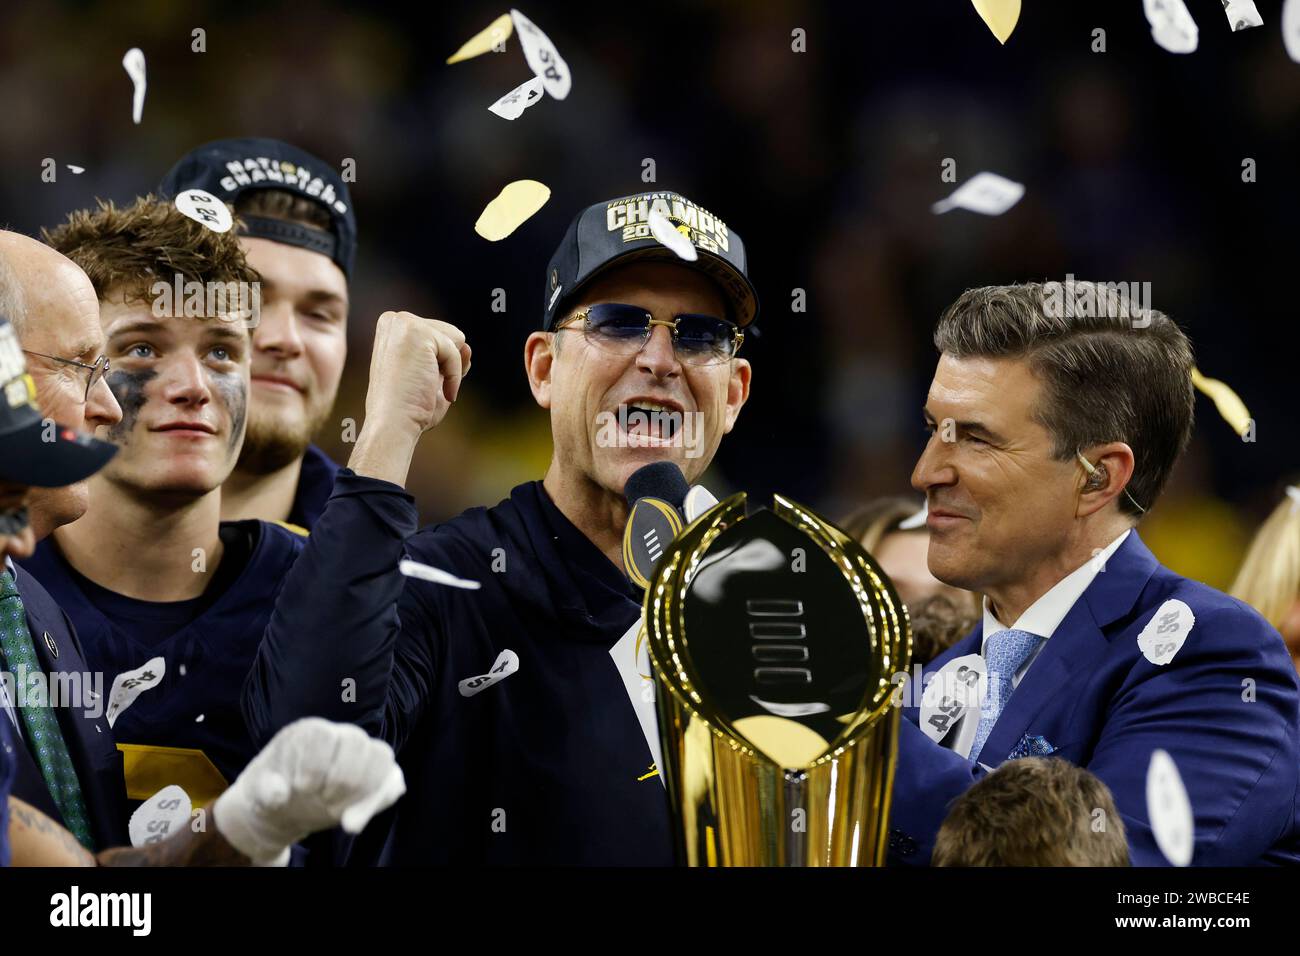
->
[975,532,1160,764]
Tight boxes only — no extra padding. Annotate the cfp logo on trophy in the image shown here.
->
[642,493,911,866]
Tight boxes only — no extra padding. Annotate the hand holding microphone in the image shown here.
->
[622,462,719,589]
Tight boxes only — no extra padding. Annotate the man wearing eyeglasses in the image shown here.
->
[0,232,131,849]
[245,190,754,864]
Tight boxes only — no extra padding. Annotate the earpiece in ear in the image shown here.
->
[1076,450,1107,491]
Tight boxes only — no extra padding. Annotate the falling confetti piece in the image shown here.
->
[195,714,205,722]
[511,9,571,100]
[179,664,187,676]
[474,180,550,241]
[931,172,1025,215]
[1222,0,1263,32]
[648,209,698,262]
[1146,749,1194,866]
[1285,0,1300,61]
[446,12,514,64]
[122,47,146,124]
[488,75,545,120]
[399,558,483,590]
[971,0,1020,44]
[66,165,84,175]
[174,188,233,233]
[898,501,928,529]
[106,656,165,729]
[1190,367,1252,436]
[1144,0,1199,53]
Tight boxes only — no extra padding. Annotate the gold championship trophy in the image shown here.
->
[640,492,911,866]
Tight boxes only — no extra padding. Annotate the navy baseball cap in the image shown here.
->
[0,317,116,487]
[543,190,759,331]
[159,137,357,279]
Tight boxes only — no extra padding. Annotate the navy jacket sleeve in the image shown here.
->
[890,602,1300,866]
[243,470,435,751]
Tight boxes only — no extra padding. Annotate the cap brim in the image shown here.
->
[0,421,117,487]
[560,246,759,330]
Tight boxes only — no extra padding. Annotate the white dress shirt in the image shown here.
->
[981,529,1131,689]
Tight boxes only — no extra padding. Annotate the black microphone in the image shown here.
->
[622,462,689,590]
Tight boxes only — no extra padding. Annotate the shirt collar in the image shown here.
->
[983,529,1131,641]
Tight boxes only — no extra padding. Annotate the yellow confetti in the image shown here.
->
[971,0,1021,44]
[446,13,514,65]
[1191,367,1252,437]
[474,180,551,241]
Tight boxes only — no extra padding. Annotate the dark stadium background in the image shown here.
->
[1,0,1296,589]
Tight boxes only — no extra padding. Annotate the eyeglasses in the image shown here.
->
[555,303,743,366]
[22,350,110,404]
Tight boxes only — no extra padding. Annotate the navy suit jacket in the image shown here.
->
[889,531,1300,866]
[5,564,129,849]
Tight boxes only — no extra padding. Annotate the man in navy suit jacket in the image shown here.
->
[892,280,1300,866]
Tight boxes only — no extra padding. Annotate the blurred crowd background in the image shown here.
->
[1,0,1296,591]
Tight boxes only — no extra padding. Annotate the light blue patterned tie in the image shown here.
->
[969,627,1044,764]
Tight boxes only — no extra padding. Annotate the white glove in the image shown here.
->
[212,717,406,865]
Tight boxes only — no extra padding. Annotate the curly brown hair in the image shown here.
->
[933,757,1130,866]
[42,194,258,304]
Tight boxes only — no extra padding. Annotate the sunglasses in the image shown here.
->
[556,303,743,366]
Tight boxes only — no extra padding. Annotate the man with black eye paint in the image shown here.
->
[21,197,308,812]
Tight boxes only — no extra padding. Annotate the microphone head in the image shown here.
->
[624,462,689,509]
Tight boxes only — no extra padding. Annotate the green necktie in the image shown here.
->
[0,569,94,849]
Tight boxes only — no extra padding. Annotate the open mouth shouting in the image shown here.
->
[619,399,685,446]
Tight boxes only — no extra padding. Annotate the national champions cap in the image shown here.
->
[159,137,357,279]
[543,190,759,331]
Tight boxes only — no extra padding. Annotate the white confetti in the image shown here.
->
[511,9,571,100]
[399,558,482,590]
[683,485,719,522]
[129,784,192,848]
[488,75,545,121]
[194,713,205,722]
[179,664,187,676]
[122,47,147,125]
[105,656,165,728]
[1222,0,1263,32]
[174,189,233,233]
[1146,749,1194,865]
[66,165,84,175]
[648,209,698,261]
[898,501,928,530]
[1283,0,1300,60]
[1144,0,1199,53]
[1137,598,1194,666]
[919,654,986,751]
[931,172,1025,216]
[457,648,519,697]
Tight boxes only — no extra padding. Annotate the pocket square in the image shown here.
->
[1007,733,1058,760]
